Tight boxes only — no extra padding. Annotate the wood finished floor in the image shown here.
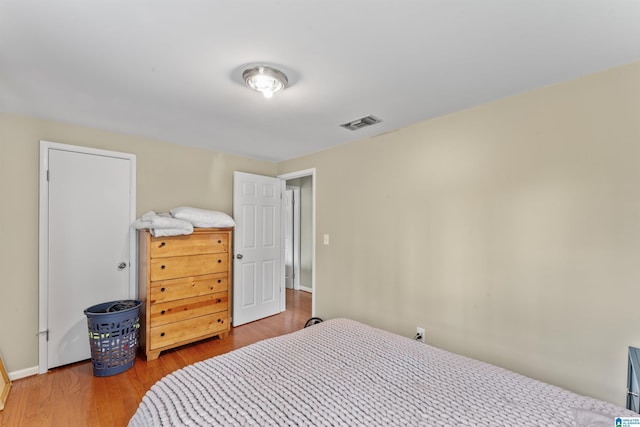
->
[0,289,312,427]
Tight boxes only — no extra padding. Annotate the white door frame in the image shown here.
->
[278,168,316,317]
[38,141,137,374]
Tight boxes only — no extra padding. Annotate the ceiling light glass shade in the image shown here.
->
[243,66,288,98]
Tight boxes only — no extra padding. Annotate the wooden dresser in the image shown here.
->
[138,228,232,360]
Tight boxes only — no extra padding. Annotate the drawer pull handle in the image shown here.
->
[217,279,222,283]
[217,318,223,323]
[216,298,222,303]
[217,259,222,263]
[161,310,166,315]
[161,265,166,270]
[159,242,166,247]
[160,332,165,337]
[161,287,166,292]
[217,240,222,244]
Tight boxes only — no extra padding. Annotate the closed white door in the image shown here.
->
[233,172,282,326]
[42,143,135,369]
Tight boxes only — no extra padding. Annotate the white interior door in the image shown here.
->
[284,189,294,289]
[233,171,282,326]
[284,186,301,290]
[40,142,136,370]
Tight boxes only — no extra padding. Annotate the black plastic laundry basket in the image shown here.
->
[84,300,142,377]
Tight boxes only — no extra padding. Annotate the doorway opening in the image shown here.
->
[232,169,315,327]
[279,169,315,319]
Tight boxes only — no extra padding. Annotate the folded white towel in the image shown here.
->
[133,211,194,236]
[133,210,159,229]
[151,215,193,231]
[150,227,193,237]
[141,211,158,221]
[133,218,152,230]
[170,206,235,228]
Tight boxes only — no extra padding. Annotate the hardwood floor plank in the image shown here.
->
[0,289,311,427]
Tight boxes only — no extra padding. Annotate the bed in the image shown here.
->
[130,318,635,426]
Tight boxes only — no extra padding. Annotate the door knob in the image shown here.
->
[236,254,243,260]
[118,262,127,270]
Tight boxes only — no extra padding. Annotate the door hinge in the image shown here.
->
[38,329,50,341]
[46,170,50,181]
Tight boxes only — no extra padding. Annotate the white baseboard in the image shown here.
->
[9,366,39,381]
[300,286,312,293]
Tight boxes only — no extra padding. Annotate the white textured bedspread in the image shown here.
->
[130,319,634,426]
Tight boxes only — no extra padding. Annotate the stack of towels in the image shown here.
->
[133,206,235,237]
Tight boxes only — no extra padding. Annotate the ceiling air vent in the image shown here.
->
[340,115,382,131]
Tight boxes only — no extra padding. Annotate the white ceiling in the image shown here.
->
[1,1,639,162]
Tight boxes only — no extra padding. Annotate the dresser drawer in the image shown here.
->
[150,273,228,304]
[150,232,229,258]
[149,312,229,350]
[150,253,229,281]
[150,292,229,327]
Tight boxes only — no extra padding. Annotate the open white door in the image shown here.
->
[284,186,301,290]
[232,172,282,326]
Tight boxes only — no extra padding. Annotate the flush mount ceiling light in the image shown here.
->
[242,66,288,99]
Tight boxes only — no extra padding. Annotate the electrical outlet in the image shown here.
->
[416,327,425,343]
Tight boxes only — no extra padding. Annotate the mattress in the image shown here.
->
[129,318,635,426]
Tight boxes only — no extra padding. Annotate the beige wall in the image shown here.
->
[279,61,640,404]
[0,113,276,373]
